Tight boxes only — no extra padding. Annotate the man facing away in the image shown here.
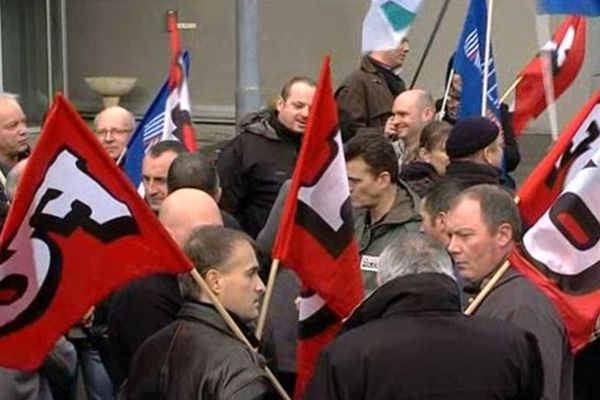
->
[304,232,544,400]
[124,226,275,400]
[446,184,573,400]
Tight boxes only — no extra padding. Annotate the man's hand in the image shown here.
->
[384,116,399,140]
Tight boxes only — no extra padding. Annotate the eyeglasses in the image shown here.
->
[94,127,132,137]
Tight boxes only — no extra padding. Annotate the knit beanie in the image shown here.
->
[446,117,499,159]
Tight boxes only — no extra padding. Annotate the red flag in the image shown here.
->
[518,87,600,227]
[272,57,363,399]
[511,88,600,352]
[513,16,586,135]
[0,95,192,370]
[164,11,196,151]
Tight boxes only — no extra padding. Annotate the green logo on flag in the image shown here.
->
[380,1,416,32]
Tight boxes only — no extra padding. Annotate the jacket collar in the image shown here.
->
[178,301,260,348]
[363,182,420,227]
[342,273,461,334]
[446,160,501,185]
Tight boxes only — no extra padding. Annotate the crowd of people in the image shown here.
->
[0,33,597,400]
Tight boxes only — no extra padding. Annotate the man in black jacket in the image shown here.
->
[304,232,543,400]
[217,77,316,238]
[124,226,275,400]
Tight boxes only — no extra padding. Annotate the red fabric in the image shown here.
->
[518,87,600,227]
[272,57,363,399]
[0,95,192,370]
[509,248,597,352]
[513,16,586,135]
[166,11,197,151]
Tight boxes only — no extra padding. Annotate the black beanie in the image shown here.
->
[446,117,499,159]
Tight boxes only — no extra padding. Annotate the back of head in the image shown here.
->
[148,140,188,158]
[445,117,499,160]
[423,178,470,218]
[419,121,451,153]
[345,132,399,182]
[167,152,219,198]
[181,226,254,300]
[450,184,521,240]
[159,188,223,247]
[378,232,454,285]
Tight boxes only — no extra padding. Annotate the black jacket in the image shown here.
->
[123,301,275,400]
[304,273,543,400]
[217,110,299,238]
[444,160,504,187]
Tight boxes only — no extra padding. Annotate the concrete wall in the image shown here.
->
[66,0,598,135]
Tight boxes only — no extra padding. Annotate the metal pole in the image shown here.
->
[60,0,68,98]
[481,0,494,116]
[235,0,261,125]
[409,0,450,89]
[45,0,53,103]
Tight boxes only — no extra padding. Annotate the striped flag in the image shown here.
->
[362,0,423,53]
[123,12,196,188]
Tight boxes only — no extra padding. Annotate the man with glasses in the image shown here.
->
[93,106,135,163]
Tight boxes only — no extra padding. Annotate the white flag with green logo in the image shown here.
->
[362,0,423,53]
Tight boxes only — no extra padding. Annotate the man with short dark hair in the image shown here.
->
[218,76,316,238]
[345,133,420,291]
[141,140,187,212]
[336,38,410,141]
[124,226,274,400]
[446,184,573,400]
[167,152,240,229]
[305,232,544,400]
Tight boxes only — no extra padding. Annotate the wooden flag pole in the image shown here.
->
[189,269,291,400]
[464,259,510,315]
[255,258,281,341]
[499,76,523,104]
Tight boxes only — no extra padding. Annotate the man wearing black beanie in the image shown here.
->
[443,116,505,187]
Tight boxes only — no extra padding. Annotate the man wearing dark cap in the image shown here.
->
[444,116,504,187]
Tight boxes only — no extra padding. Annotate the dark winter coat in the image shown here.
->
[304,273,544,400]
[217,110,300,238]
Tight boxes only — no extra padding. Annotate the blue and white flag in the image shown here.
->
[362,0,423,53]
[122,51,190,188]
[538,0,600,16]
[453,0,501,124]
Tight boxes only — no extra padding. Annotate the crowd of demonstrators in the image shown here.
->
[217,76,316,238]
[305,233,544,400]
[3,30,597,399]
[336,38,409,141]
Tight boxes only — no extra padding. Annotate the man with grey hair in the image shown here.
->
[305,232,544,399]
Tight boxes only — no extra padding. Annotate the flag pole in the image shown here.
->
[499,76,523,104]
[464,259,510,315]
[189,269,291,400]
[536,14,560,140]
[481,0,495,116]
[409,0,451,89]
[255,258,280,340]
[437,68,454,121]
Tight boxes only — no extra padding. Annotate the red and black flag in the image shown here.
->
[511,87,600,351]
[0,94,192,369]
[513,16,586,135]
[272,57,364,399]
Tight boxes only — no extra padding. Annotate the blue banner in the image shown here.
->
[538,0,600,15]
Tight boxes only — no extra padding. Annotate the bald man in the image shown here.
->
[0,94,29,206]
[93,106,135,162]
[107,189,222,387]
[385,89,435,162]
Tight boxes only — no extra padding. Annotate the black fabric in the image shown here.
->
[444,160,502,187]
[107,274,182,387]
[217,110,299,238]
[124,301,276,400]
[400,161,440,197]
[221,209,242,230]
[446,116,499,159]
[369,57,405,98]
[304,273,544,400]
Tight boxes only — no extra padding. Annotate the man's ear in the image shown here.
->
[495,222,514,248]
[275,96,285,114]
[204,269,222,295]
[377,171,392,186]
[423,107,435,122]
[434,211,447,230]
